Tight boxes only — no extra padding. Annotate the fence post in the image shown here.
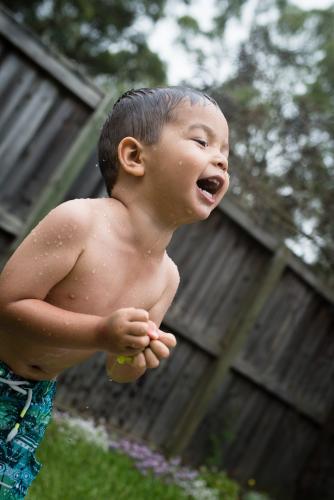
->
[5,91,115,258]
[165,244,289,456]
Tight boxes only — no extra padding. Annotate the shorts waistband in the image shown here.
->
[0,360,56,443]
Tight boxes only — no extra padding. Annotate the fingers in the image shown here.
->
[149,340,170,359]
[156,331,177,348]
[126,321,151,337]
[124,334,150,351]
[147,320,159,340]
[123,307,149,322]
[144,347,160,369]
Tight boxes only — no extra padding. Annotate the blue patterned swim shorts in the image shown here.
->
[0,361,56,499]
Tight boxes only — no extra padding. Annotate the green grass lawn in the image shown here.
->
[26,416,271,500]
[27,420,189,500]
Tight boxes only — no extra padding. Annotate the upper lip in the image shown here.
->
[196,174,225,195]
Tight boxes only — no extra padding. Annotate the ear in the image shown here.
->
[117,137,145,177]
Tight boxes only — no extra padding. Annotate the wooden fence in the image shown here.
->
[0,6,105,262]
[0,8,333,500]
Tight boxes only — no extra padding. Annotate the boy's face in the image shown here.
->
[142,100,229,224]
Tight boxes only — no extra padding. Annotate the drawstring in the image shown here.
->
[0,377,33,442]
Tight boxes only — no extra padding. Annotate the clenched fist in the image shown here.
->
[96,307,158,355]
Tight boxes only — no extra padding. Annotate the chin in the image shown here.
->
[184,206,214,224]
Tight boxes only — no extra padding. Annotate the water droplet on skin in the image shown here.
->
[46,241,51,246]
[44,252,49,256]
[33,239,37,243]
[91,269,96,274]
[178,161,183,166]
[74,277,78,281]
[34,256,38,261]
[146,250,152,255]
[102,263,106,267]
[38,271,43,276]
[69,293,76,299]
[85,296,89,301]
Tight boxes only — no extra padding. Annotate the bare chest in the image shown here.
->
[46,244,167,316]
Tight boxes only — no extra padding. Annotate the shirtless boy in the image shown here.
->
[0,86,229,497]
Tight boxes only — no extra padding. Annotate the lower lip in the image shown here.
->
[196,186,216,205]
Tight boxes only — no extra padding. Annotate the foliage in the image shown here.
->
[27,418,189,500]
[27,413,273,500]
[199,466,241,499]
[207,0,334,283]
[0,0,171,87]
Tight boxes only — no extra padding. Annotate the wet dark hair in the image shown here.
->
[98,86,219,196]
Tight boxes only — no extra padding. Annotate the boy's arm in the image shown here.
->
[0,201,149,355]
[0,200,102,350]
[106,260,179,383]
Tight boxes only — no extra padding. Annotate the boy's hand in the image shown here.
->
[106,327,176,382]
[97,307,158,355]
[143,328,177,369]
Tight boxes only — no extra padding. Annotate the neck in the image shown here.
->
[108,194,176,259]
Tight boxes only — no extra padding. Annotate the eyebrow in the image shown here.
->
[187,123,229,149]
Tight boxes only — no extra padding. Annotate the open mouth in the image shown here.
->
[196,175,224,203]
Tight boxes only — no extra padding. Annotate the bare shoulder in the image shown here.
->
[0,199,97,303]
[40,199,94,233]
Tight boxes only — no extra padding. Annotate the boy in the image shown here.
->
[0,86,229,497]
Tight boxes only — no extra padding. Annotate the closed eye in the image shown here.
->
[193,138,208,147]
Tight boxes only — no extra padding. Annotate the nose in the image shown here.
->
[213,152,228,172]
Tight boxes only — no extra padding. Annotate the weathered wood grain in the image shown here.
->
[0,7,102,108]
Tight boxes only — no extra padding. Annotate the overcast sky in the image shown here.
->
[148,0,333,84]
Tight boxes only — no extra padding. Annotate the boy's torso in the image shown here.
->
[0,198,171,380]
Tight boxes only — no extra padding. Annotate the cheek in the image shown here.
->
[177,151,203,172]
